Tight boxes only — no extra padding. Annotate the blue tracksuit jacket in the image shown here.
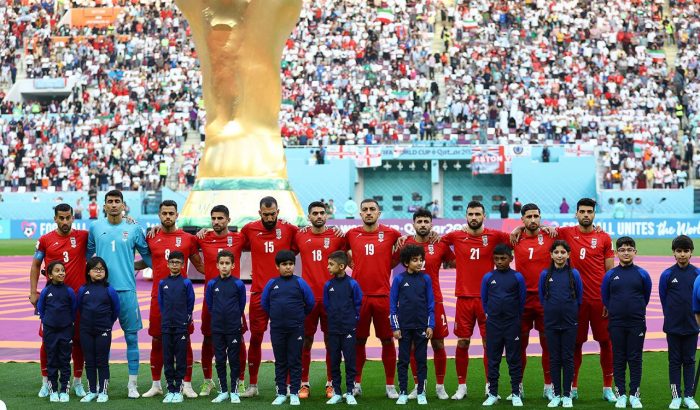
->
[323,274,363,334]
[38,283,77,328]
[481,268,526,328]
[158,274,195,333]
[538,267,583,330]
[601,264,652,327]
[77,282,120,331]
[261,275,315,330]
[205,275,247,334]
[390,271,435,331]
[660,263,700,335]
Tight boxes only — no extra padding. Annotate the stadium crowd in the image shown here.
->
[0,0,697,191]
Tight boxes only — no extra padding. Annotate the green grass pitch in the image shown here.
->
[0,353,679,409]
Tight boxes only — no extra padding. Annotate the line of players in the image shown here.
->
[28,192,648,403]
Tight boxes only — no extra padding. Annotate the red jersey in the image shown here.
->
[197,231,243,281]
[35,229,89,292]
[147,229,199,296]
[514,232,554,293]
[240,220,299,292]
[403,237,455,302]
[346,224,401,296]
[441,227,510,297]
[557,226,614,301]
[293,229,348,300]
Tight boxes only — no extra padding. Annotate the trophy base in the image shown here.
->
[179,177,306,228]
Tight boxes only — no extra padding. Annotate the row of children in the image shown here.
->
[37,233,700,409]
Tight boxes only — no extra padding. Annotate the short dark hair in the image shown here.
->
[360,198,379,208]
[217,250,235,263]
[307,201,326,213]
[275,250,296,265]
[616,236,636,249]
[520,203,540,216]
[672,235,694,251]
[466,200,485,213]
[210,205,230,218]
[105,189,123,201]
[400,244,425,267]
[328,250,348,267]
[85,256,109,285]
[168,251,185,262]
[493,243,513,256]
[260,196,278,209]
[54,203,73,216]
[413,209,433,221]
[576,198,597,211]
[159,200,178,211]
[44,260,65,279]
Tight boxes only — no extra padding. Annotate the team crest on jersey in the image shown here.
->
[378,231,385,242]
[70,237,77,248]
[276,228,282,240]
[537,234,544,245]
[482,235,488,246]
[227,236,233,247]
[591,238,598,249]
[323,238,330,249]
[428,244,435,255]
[175,237,182,248]
[122,231,129,241]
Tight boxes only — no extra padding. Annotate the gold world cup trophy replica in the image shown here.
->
[175,0,305,227]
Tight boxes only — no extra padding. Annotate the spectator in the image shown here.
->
[499,200,509,219]
[512,198,522,214]
[559,198,569,214]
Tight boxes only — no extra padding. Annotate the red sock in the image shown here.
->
[325,348,332,382]
[72,343,84,378]
[540,336,552,385]
[455,346,468,384]
[239,339,247,382]
[302,346,312,384]
[40,342,48,377]
[354,344,366,383]
[151,338,163,380]
[185,339,193,382]
[520,332,529,379]
[410,349,418,383]
[381,341,396,385]
[201,339,214,380]
[573,343,583,388]
[248,333,264,385]
[600,340,614,387]
[433,347,446,385]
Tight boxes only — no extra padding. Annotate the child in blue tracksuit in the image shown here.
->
[538,240,582,408]
[76,257,120,403]
[390,245,435,405]
[323,250,362,405]
[158,251,195,404]
[204,250,247,404]
[663,235,700,410]
[261,250,315,406]
[481,244,526,407]
[37,260,77,403]
[601,236,652,409]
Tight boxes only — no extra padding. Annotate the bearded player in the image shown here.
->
[346,198,402,399]
[293,201,348,399]
[196,205,247,396]
[395,209,455,400]
[30,203,88,398]
[440,201,510,400]
[138,200,205,398]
